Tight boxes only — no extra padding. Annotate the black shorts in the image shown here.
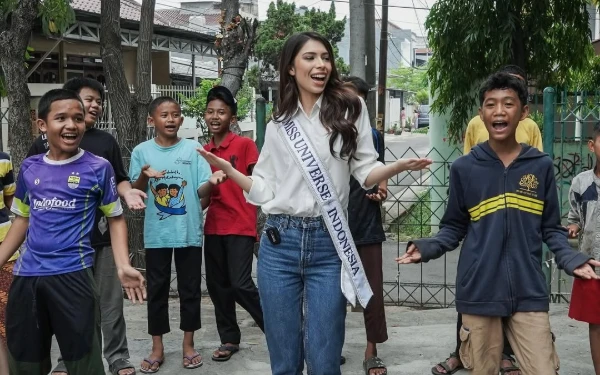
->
[6,268,104,375]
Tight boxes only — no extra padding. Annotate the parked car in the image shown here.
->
[417,105,430,128]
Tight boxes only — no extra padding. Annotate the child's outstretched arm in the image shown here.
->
[149,183,158,198]
[107,215,147,303]
[0,215,28,267]
[131,165,166,191]
[199,170,228,209]
[102,162,146,302]
[542,163,600,278]
[397,163,469,264]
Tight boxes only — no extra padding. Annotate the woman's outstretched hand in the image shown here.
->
[197,148,233,174]
[394,158,433,172]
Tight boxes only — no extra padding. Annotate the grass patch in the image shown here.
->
[389,190,433,241]
[413,126,429,134]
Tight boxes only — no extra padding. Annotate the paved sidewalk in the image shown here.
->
[50,299,593,374]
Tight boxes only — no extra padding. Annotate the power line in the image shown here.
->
[153,1,225,34]
[389,35,428,71]
[171,60,220,73]
[332,0,429,10]
[374,7,403,67]
[156,1,216,16]
[373,5,428,71]
[411,0,427,46]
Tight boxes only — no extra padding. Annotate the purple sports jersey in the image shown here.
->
[11,150,123,276]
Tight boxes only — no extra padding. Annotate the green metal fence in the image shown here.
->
[383,142,461,308]
[542,87,599,303]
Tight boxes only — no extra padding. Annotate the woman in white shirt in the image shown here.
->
[199,32,431,375]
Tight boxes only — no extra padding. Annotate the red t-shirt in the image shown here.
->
[204,132,259,237]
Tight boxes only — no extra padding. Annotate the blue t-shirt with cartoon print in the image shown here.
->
[129,138,211,249]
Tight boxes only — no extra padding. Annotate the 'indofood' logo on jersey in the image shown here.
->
[32,198,77,210]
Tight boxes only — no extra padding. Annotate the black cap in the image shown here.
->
[206,86,237,115]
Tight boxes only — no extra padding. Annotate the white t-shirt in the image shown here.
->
[246,96,383,217]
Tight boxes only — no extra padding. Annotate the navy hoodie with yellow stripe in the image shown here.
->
[412,142,591,316]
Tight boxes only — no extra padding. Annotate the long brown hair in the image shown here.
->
[275,32,362,160]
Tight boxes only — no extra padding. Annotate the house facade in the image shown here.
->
[0,0,219,151]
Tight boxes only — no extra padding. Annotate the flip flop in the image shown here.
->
[431,352,463,375]
[110,358,137,375]
[139,358,164,374]
[212,344,239,362]
[183,352,203,369]
[363,356,387,375]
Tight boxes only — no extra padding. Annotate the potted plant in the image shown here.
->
[394,124,402,135]
[405,117,413,132]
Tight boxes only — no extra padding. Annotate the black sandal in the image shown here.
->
[211,344,239,362]
[363,356,387,375]
[431,352,464,375]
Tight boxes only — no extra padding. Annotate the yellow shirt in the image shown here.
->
[463,116,543,154]
[155,196,169,207]
[0,158,17,262]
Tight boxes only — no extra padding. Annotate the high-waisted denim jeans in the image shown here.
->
[258,214,347,375]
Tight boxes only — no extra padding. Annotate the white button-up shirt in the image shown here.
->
[246,96,383,217]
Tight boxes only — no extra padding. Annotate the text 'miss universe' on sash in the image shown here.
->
[277,118,373,308]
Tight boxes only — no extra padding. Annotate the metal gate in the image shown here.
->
[542,87,600,303]
[382,141,462,308]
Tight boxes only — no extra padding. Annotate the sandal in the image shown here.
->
[139,358,164,374]
[212,344,239,362]
[363,356,387,375]
[431,352,464,375]
[183,352,203,369]
[110,358,136,375]
[500,354,521,375]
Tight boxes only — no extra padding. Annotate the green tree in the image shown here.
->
[426,0,592,143]
[181,78,254,145]
[246,64,260,92]
[567,55,600,91]
[255,0,348,80]
[388,65,429,104]
[0,0,75,169]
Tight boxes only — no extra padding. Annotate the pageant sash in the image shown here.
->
[277,118,373,308]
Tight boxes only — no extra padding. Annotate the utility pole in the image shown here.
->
[376,0,389,132]
[364,0,377,128]
[349,0,366,78]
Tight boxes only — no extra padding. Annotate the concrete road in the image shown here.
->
[51,302,593,374]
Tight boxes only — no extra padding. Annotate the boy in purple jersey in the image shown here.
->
[0,89,146,375]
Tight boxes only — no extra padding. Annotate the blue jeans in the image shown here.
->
[258,214,347,375]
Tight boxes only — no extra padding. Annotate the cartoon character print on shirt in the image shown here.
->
[149,169,187,220]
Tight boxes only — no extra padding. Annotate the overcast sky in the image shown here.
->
[149,0,435,37]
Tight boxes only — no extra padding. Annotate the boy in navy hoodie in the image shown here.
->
[397,72,600,374]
